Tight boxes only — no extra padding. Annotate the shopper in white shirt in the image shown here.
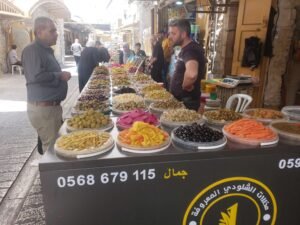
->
[71,39,82,65]
[8,45,22,66]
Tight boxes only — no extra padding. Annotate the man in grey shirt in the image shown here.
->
[71,38,82,65]
[22,17,71,154]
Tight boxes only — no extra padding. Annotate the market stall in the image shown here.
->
[39,65,300,225]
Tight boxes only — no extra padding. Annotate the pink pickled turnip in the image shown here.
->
[117,109,159,129]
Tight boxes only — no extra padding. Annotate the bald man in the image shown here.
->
[22,17,71,154]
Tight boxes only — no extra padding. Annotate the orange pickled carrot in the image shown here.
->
[225,119,276,140]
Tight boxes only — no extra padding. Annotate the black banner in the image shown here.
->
[40,150,300,225]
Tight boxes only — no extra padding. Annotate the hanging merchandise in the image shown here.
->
[168,7,186,20]
[241,36,263,69]
[190,24,200,42]
[207,13,220,73]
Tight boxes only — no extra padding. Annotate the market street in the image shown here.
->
[0,0,299,224]
[0,57,78,225]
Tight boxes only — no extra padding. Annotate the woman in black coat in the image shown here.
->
[148,35,164,83]
[78,40,101,92]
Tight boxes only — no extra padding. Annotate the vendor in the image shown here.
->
[168,19,206,111]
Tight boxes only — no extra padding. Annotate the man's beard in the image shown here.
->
[173,38,184,47]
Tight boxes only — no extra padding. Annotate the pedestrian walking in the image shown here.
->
[71,38,82,66]
[96,41,110,63]
[148,35,164,83]
[78,40,101,92]
[22,17,71,154]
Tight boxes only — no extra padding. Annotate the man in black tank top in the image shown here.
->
[168,19,206,111]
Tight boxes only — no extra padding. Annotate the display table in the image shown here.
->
[39,122,300,225]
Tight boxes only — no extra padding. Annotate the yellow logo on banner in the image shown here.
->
[219,203,238,225]
[182,177,277,225]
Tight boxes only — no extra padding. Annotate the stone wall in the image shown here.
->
[138,2,153,55]
[209,3,239,77]
[223,4,239,75]
[54,18,65,65]
[0,0,69,74]
[264,0,298,106]
[284,6,300,105]
[0,22,7,75]
[210,13,226,76]
[12,26,31,60]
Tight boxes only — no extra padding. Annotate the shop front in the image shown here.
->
[39,64,300,225]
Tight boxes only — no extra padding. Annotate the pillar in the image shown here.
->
[264,0,296,106]
[0,21,8,74]
[54,18,65,66]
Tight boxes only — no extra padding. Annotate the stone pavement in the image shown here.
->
[0,57,79,225]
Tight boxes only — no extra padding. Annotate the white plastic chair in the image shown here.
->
[225,94,253,113]
[12,65,22,75]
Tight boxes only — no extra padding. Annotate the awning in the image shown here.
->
[118,21,139,31]
[0,0,26,19]
[64,22,94,33]
[64,22,111,33]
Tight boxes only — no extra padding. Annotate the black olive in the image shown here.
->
[175,124,223,143]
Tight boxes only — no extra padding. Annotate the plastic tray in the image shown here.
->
[145,97,173,106]
[149,105,164,118]
[66,119,114,133]
[76,99,110,105]
[203,114,234,127]
[149,104,185,117]
[54,132,114,159]
[84,86,110,93]
[243,108,286,124]
[134,83,157,92]
[112,96,144,105]
[281,106,300,121]
[160,118,203,129]
[222,125,279,146]
[116,121,160,130]
[71,107,111,115]
[171,127,227,152]
[112,86,136,96]
[270,121,300,145]
[112,82,132,88]
[87,84,111,90]
[111,107,148,115]
[117,134,171,154]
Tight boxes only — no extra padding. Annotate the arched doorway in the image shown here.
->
[0,0,25,73]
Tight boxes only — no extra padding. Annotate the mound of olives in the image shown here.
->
[68,110,110,129]
[174,123,223,142]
